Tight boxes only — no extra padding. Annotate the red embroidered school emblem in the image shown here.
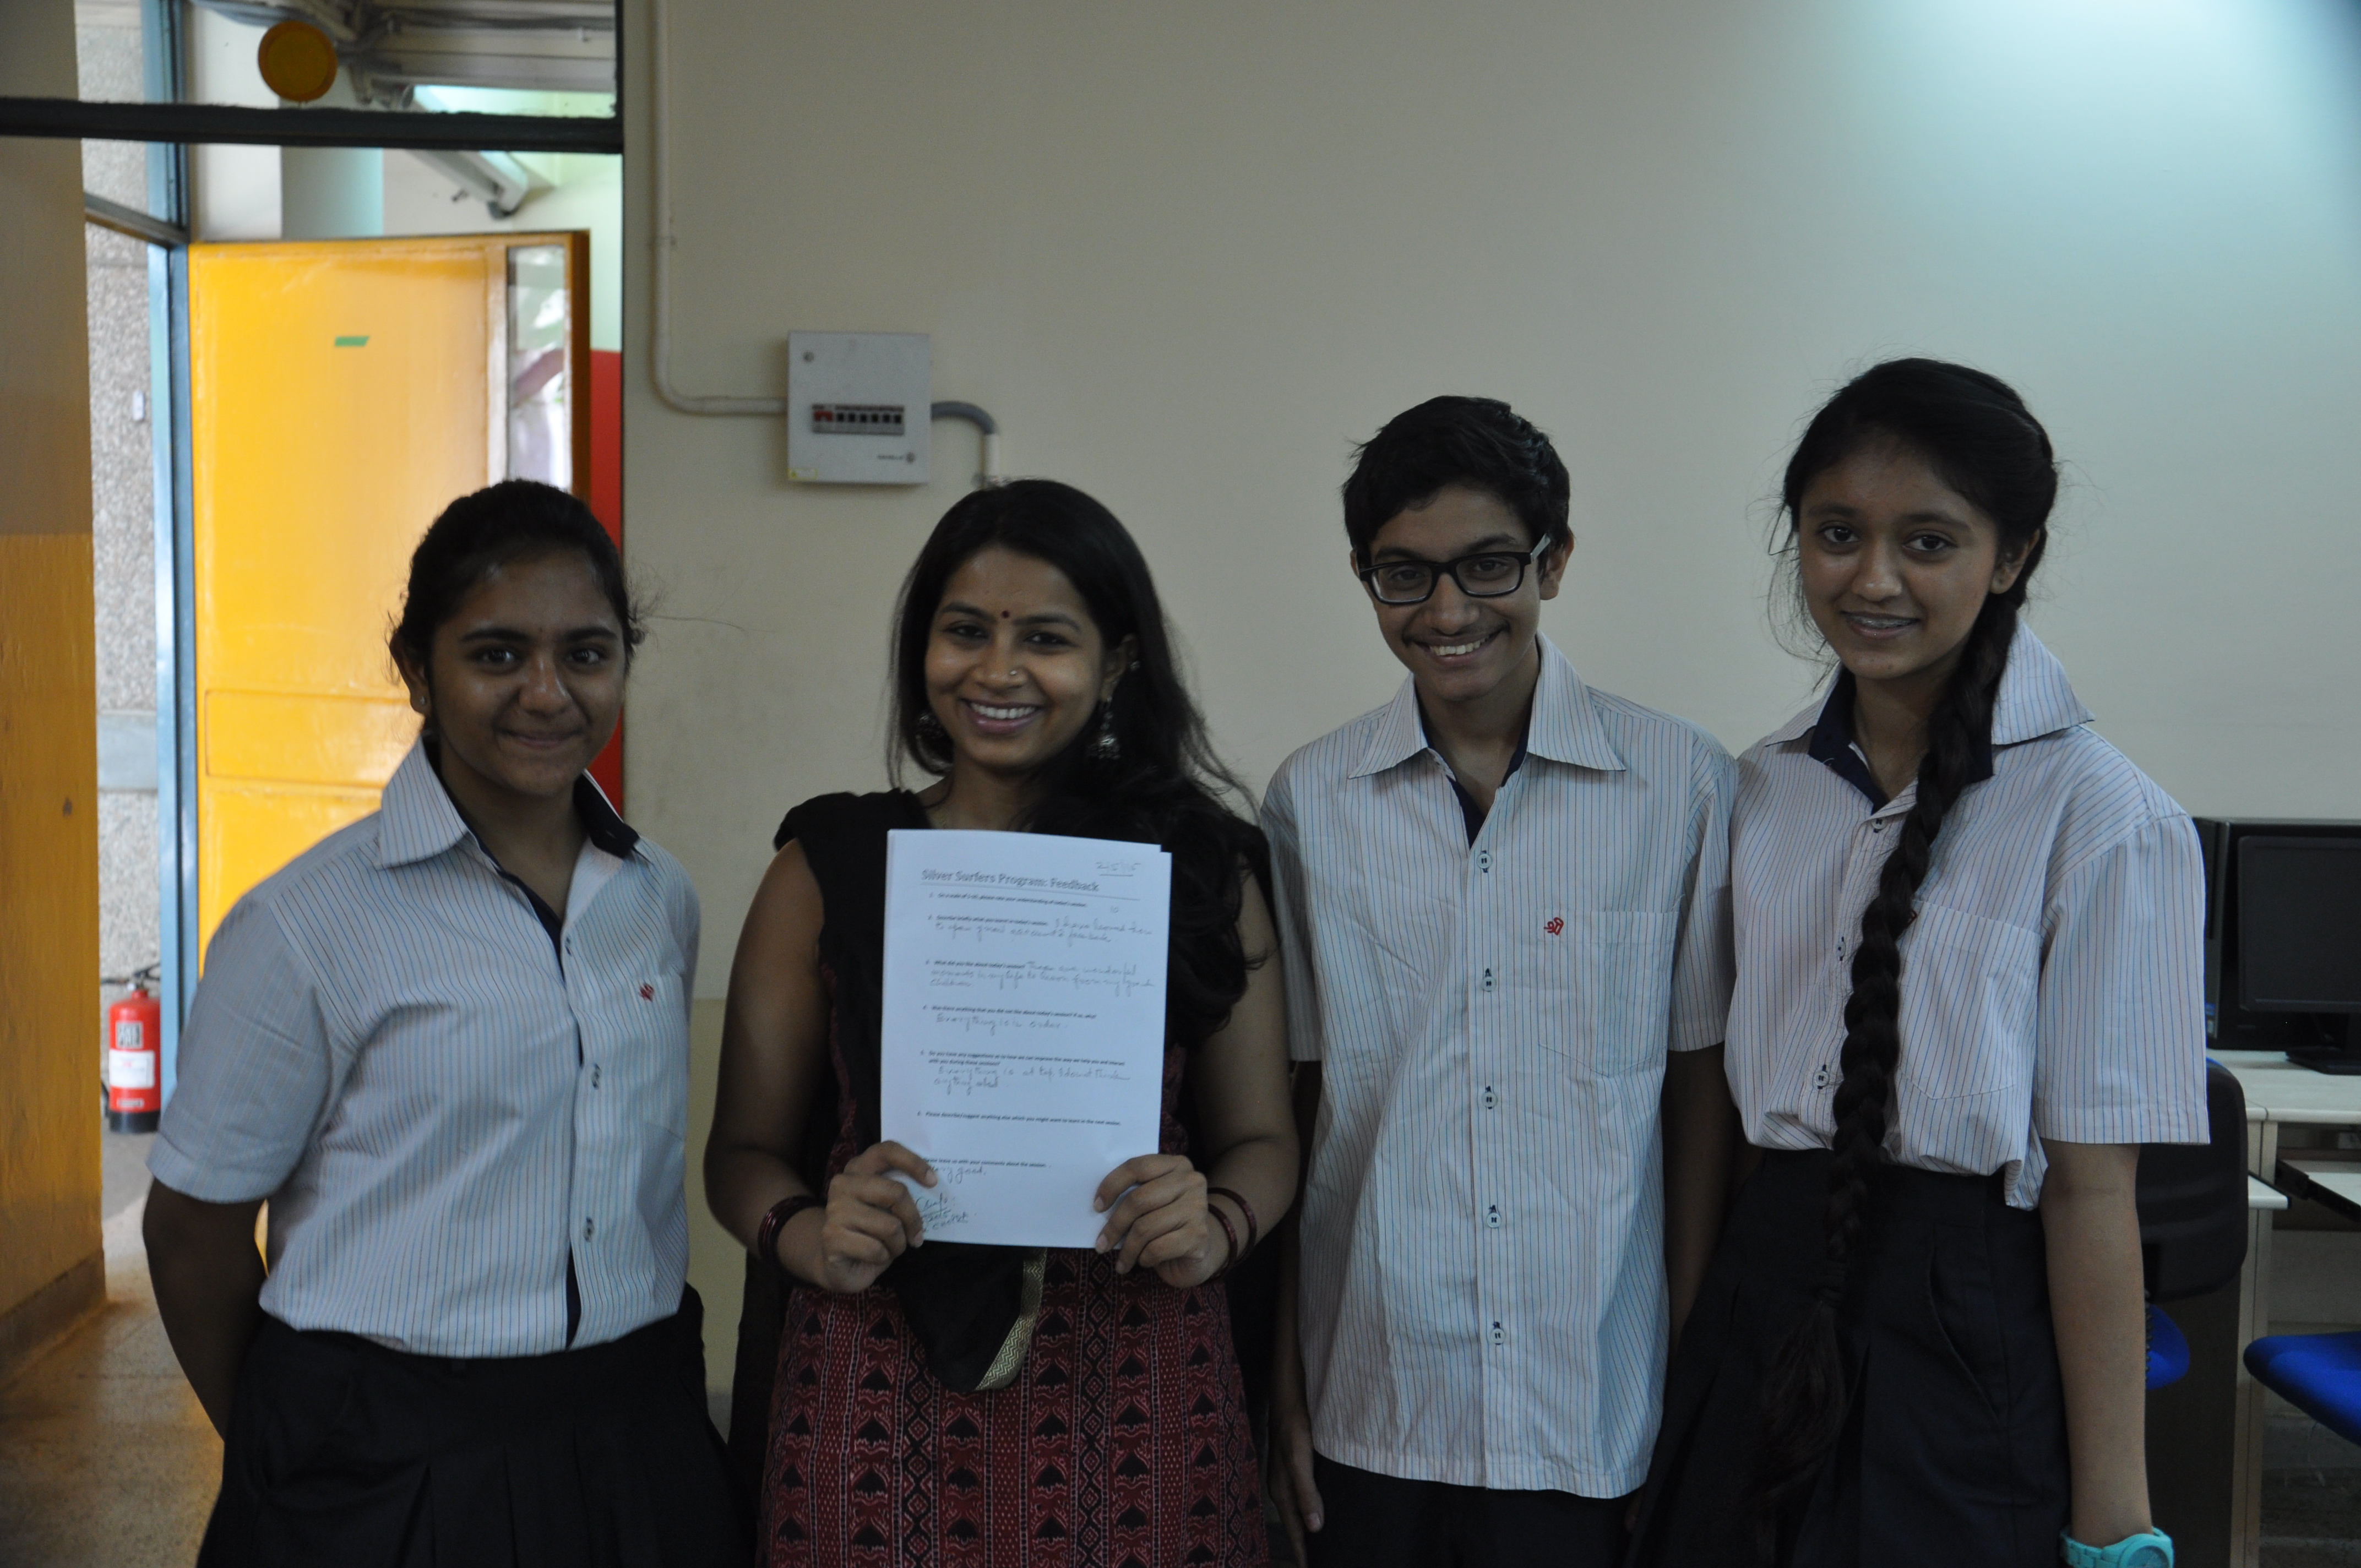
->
[1544,917,1565,936]
[639,983,656,999]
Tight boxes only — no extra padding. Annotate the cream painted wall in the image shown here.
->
[187,3,279,241]
[621,0,2361,1019]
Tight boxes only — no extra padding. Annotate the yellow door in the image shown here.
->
[189,233,591,961]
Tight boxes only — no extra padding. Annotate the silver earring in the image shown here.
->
[1091,702,1120,760]
[915,710,945,738]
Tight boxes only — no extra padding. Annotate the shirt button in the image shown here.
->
[583,1216,595,1240]
[1480,967,1496,993]
[1476,850,1493,873]
[1490,1321,1506,1348]
[1482,1085,1497,1110]
[590,1064,602,1088]
[1485,1204,1501,1230]
[1813,1065,1831,1090]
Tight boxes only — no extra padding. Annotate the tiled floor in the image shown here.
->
[0,1136,217,1568]
[2,1135,2354,1566]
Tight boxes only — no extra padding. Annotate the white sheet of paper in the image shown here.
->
[878,829,1172,1248]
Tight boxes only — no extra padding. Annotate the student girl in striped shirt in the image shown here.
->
[145,483,740,1566]
[1630,361,2206,1568]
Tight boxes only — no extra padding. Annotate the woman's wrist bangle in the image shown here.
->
[1207,1186,1260,1256]
[756,1194,824,1275]
[1205,1198,1242,1281]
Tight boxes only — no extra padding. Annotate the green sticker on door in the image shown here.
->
[334,335,368,347]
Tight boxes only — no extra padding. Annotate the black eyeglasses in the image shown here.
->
[1357,538,1552,606]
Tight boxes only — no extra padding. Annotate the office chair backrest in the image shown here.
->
[2136,1060,2250,1303]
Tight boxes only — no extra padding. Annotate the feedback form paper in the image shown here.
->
[878,829,1171,1248]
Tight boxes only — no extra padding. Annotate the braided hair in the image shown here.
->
[1753,360,2057,1535]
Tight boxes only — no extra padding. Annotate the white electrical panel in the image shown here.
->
[786,331,931,484]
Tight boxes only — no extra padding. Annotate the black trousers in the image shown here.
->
[199,1288,743,1568]
[1628,1151,2069,1568]
[1304,1453,1630,1568]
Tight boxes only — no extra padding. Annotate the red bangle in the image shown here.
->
[1207,1186,1259,1257]
[1205,1198,1241,1281]
[757,1194,823,1273]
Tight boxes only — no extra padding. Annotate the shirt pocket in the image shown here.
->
[1895,902,2038,1099]
[618,966,691,1142]
[1538,910,1680,1076]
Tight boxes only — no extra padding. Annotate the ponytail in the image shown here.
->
[1752,359,2055,1540]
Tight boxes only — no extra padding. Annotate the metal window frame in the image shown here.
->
[137,0,200,1101]
[1,97,621,153]
[39,0,626,1098]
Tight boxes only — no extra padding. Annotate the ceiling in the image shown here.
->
[191,0,614,103]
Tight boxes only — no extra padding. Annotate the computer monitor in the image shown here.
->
[2200,819,2361,1074]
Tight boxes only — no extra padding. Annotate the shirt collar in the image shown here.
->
[1773,622,2095,800]
[1350,633,1626,780]
[376,738,642,869]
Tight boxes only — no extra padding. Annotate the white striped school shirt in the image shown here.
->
[1729,623,2208,1209]
[151,740,699,1358]
[1264,635,1735,1498]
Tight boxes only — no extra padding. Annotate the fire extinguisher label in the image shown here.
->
[110,1048,157,1090]
[114,1019,145,1051]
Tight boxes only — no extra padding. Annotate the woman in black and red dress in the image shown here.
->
[706,480,1297,1567]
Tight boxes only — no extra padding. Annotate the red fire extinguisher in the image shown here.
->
[106,966,162,1134]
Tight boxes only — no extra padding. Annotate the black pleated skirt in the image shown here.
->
[198,1288,744,1568]
[1628,1150,2069,1568]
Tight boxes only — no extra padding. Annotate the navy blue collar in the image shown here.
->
[1420,702,1530,844]
[1806,669,1995,812]
[571,772,640,858]
[382,738,640,866]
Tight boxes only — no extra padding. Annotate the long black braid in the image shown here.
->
[1751,360,2057,1542]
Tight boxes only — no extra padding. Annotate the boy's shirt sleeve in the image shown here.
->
[1666,738,1737,1053]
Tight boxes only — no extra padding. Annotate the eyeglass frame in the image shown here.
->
[1354,536,1557,606]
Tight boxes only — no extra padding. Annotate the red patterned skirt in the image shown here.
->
[761,1248,1268,1568]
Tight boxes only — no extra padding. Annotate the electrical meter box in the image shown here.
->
[786,331,931,484]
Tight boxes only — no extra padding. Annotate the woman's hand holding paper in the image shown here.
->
[1093,1153,1225,1287]
[810,1141,937,1294]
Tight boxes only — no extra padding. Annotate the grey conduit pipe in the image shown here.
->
[931,402,1004,488]
[648,0,1004,492]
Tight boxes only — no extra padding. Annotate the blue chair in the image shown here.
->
[2244,1332,2361,1445]
[2147,1303,2190,1390]
[2135,1061,2252,1390]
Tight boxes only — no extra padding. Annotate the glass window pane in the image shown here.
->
[506,243,571,489]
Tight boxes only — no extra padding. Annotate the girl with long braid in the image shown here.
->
[1629,360,2207,1568]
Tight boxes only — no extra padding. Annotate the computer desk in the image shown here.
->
[2212,1052,2361,1567]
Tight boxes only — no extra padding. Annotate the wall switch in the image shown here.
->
[786,331,929,484]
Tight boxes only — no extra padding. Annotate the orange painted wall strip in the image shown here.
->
[0,1,103,1343]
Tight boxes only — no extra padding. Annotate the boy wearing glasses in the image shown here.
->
[1263,397,1737,1567]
